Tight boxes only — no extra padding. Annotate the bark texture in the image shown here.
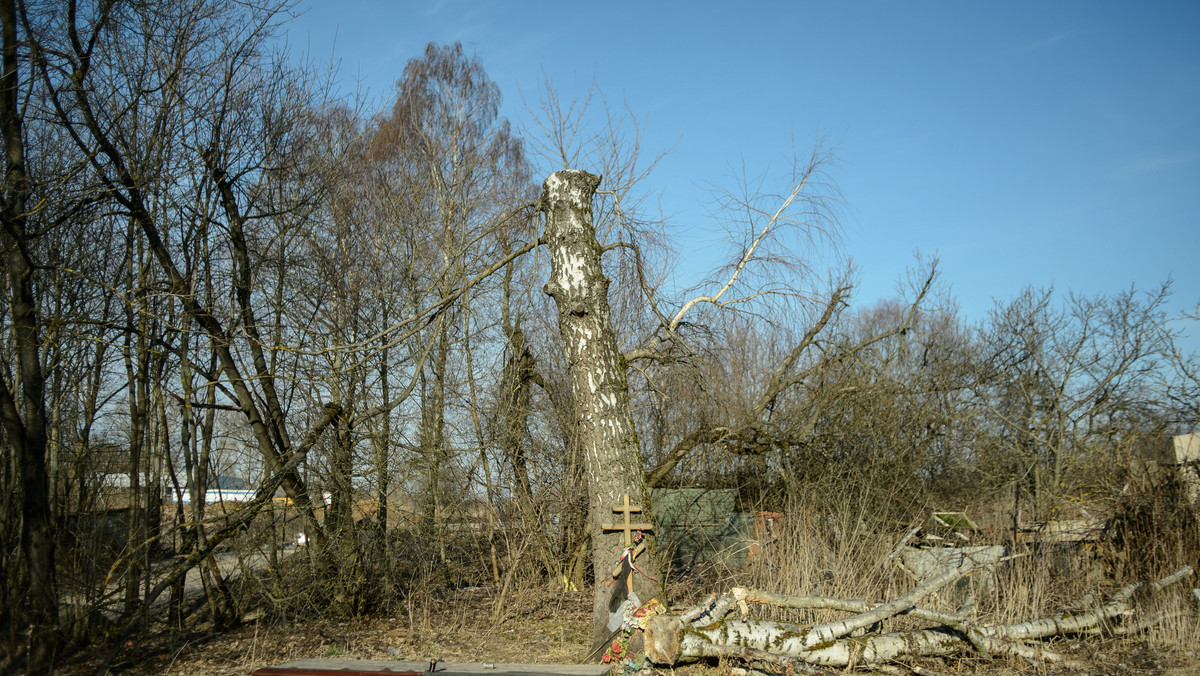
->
[642,566,1195,671]
[538,170,658,647]
[0,0,57,668]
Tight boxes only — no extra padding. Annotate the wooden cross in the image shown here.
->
[601,494,654,547]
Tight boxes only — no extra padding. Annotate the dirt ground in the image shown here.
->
[56,587,595,675]
[53,586,1200,676]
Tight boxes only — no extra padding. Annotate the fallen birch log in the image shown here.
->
[642,565,1194,670]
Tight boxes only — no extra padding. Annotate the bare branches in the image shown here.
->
[641,260,938,488]
[670,147,835,332]
[520,75,673,348]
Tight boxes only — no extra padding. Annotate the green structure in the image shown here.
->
[652,488,756,570]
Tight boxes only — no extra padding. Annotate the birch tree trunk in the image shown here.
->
[538,170,658,647]
[641,566,1195,670]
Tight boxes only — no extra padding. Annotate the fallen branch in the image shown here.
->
[642,565,1194,671]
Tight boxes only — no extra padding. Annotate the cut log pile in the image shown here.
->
[639,565,1196,673]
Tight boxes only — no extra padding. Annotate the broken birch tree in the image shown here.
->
[537,170,659,648]
[640,565,1195,671]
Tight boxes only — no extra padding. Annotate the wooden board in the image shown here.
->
[253,660,610,676]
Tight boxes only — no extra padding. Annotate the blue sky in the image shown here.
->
[283,1,1199,341]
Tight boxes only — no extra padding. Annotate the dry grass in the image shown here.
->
[674,491,1200,674]
[52,488,1200,675]
[52,567,1200,675]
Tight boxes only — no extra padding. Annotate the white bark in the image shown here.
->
[643,565,1194,670]
[539,170,657,648]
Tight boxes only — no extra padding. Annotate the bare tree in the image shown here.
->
[0,2,355,658]
[973,284,1177,524]
[1163,301,1200,428]
[0,0,58,666]
[362,42,534,576]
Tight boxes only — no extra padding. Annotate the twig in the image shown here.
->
[679,593,718,624]
[881,526,922,570]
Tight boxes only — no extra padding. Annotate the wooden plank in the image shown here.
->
[256,660,609,676]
